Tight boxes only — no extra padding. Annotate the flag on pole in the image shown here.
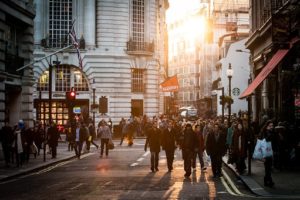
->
[69,20,83,69]
[160,75,179,92]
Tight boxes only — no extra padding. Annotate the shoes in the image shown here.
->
[264,181,275,187]
[155,168,159,171]
[184,173,191,178]
[201,167,207,171]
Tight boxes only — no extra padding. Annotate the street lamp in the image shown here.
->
[226,63,234,126]
[92,79,96,128]
[247,74,252,175]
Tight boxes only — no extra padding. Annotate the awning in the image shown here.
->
[239,49,289,99]
[240,37,300,99]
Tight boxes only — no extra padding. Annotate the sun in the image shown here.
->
[167,0,208,42]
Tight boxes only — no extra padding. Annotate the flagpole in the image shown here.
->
[16,44,73,72]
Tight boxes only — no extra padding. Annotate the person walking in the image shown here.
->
[144,121,161,172]
[232,120,247,174]
[98,120,113,158]
[0,122,14,167]
[88,122,99,150]
[47,121,60,159]
[260,120,275,187]
[206,123,226,178]
[119,118,127,145]
[193,124,207,171]
[74,123,84,159]
[161,120,177,172]
[181,123,198,178]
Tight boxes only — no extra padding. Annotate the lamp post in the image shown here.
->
[44,55,60,162]
[247,74,252,175]
[92,79,96,128]
[226,63,234,126]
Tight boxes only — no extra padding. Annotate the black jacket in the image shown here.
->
[145,127,161,152]
[206,131,226,157]
[161,128,177,151]
[182,128,197,151]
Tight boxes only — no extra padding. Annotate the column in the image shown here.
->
[84,0,96,48]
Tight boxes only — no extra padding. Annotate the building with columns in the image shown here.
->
[33,0,169,127]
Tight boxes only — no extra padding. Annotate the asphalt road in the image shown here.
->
[0,139,281,200]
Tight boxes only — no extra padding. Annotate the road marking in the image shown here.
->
[103,181,112,186]
[137,158,144,162]
[70,183,84,190]
[142,151,150,157]
[130,163,139,167]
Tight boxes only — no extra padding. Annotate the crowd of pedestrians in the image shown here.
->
[0,113,299,186]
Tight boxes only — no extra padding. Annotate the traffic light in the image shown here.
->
[66,88,76,100]
[99,96,108,114]
[219,95,225,105]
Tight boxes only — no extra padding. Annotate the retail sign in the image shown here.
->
[73,106,81,114]
[232,88,240,96]
[160,75,179,92]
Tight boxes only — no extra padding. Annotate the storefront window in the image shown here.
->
[37,100,69,126]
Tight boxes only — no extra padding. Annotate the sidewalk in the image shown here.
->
[0,142,75,182]
[223,155,300,198]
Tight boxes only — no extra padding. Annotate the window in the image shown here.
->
[49,0,73,48]
[132,0,145,50]
[74,70,88,91]
[37,101,69,126]
[37,71,49,91]
[55,66,71,91]
[131,68,144,93]
[38,66,89,92]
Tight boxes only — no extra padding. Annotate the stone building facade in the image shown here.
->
[0,0,35,127]
[33,0,168,127]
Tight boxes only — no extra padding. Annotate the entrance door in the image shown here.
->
[131,99,143,117]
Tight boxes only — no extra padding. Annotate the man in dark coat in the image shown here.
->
[206,123,226,178]
[47,122,60,159]
[144,121,161,172]
[0,122,14,167]
[182,123,198,178]
[161,120,177,172]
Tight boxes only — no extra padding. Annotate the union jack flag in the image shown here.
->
[69,20,83,69]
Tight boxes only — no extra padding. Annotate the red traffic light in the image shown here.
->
[66,88,76,100]
[70,91,76,97]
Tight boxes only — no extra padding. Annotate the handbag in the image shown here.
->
[108,139,114,150]
[261,139,273,158]
[252,139,263,160]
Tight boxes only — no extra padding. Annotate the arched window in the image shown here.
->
[37,65,89,92]
[74,70,89,91]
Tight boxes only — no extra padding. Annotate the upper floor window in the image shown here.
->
[132,0,145,49]
[49,0,73,48]
[131,68,145,93]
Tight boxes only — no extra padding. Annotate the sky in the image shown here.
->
[166,0,203,24]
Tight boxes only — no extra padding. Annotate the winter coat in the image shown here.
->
[181,128,197,151]
[161,128,177,151]
[206,131,226,157]
[145,127,161,152]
